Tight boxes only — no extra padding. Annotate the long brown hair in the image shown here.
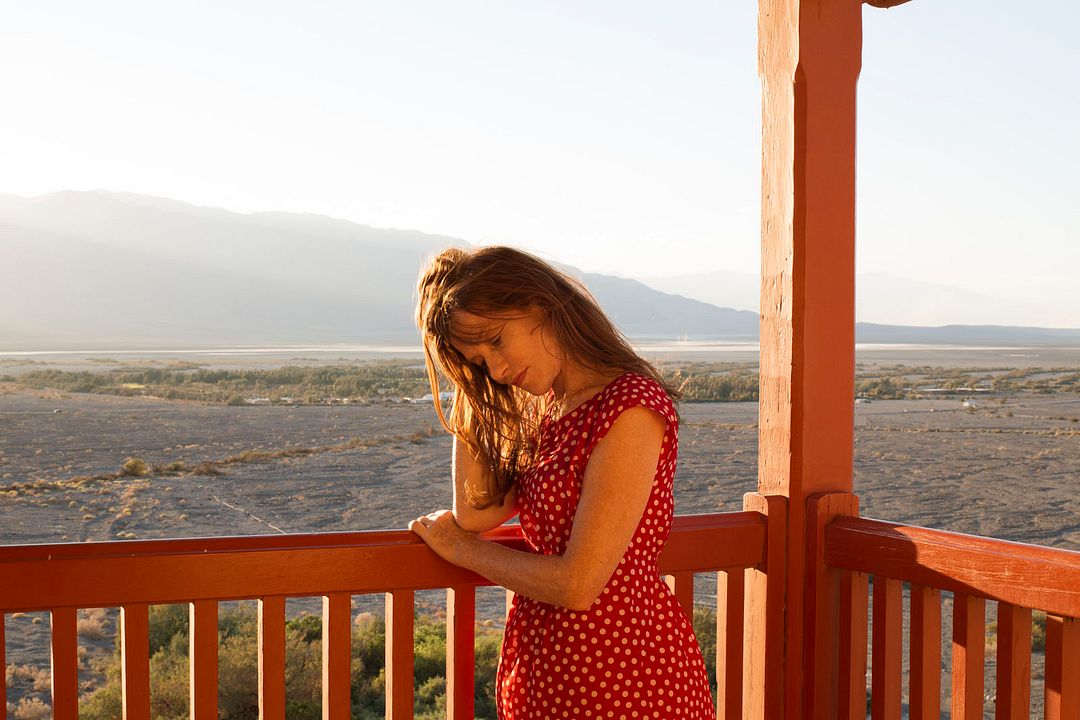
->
[415,245,681,510]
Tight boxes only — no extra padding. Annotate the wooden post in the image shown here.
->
[756,0,861,716]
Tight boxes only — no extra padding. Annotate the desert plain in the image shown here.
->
[1,344,1078,717]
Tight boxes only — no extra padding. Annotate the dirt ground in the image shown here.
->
[2,349,1078,717]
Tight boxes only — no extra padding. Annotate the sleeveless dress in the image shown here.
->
[495,372,716,719]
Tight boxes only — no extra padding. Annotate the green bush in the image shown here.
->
[78,605,509,720]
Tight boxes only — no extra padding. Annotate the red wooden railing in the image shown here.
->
[0,510,772,720]
[821,508,1080,720]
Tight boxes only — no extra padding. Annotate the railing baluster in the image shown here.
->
[995,602,1031,720]
[951,593,985,719]
[385,589,414,720]
[716,568,744,719]
[321,593,351,720]
[838,571,868,720]
[1045,614,1080,720]
[50,607,79,720]
[666,571,694,618]
[121,604,151,720]
[1,614,6,715]
[909,585,941,720]
[870,577,902,720]
[446,586,476,720]
[258,597,286,720]
[189,600,219,720]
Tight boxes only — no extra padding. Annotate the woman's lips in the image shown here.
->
[513,369,526,387]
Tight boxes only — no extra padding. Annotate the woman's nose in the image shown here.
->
[489,356,511,384]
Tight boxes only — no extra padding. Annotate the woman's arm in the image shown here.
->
[450,434,518,533]
[410,406,664,611]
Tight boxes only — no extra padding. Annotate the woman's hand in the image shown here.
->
[409,509,477,567]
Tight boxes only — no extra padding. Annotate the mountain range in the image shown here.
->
[1,191,1077,351]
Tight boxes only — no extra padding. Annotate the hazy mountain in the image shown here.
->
[637,270,760,315]
[637,270,1055,328]
[3,191,1076,352]
[0,191,756,350]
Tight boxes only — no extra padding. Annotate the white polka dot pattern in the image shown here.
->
[495,373,716,718]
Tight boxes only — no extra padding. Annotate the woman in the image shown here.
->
[409,245,715,719]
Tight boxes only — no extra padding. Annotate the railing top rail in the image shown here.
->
[0,511,764,613]
[826,515,1080,617]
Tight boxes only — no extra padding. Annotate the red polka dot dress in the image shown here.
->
[496,372,716,719]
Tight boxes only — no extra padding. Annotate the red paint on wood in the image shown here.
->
[994,602,1031,720]
[870,577,901,720]
[716,568,745,719]
[758,0,861,711]
[0,512,761,613]
[1,615,6,717]
[50,607,78,720]
[446,586,476,720]
[1045,614,1080,720]
[257,597,286,720]
[838,571,868,720]
[951,593,985,720]
[741,493,786,720]
[908,586,941,720]
[120,604,151,720]
[385,589,414,720]
[806,492,859,719]
[826,517,1080,618]
[321,593,351,720]
[189,600,219,720]
[673,571,695,619]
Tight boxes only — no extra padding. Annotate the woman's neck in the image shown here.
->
[551,362,621,404]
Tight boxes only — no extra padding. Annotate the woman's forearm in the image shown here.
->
[458,534,581,610]
[451,435,517,532]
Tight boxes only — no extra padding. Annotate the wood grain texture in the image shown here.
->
[741,492,786,720]
[806,492,860,720]
[120,604,151,720]
[826,516,1080,617]
[994,602,1031,720]
[838,571,868,720]
[50,607,79,720]
[321,593,351,720]
[951,593,985,720]
[758,0,861,713]
[716,568,745,719]
[385,589,415,720]
[189,600,219,720]
[446,586,476,720]
[0,512,762,612]
[1045,614,1080,720]
[870,577,902,720]
[257,596,286,720]
[908,586,941,720]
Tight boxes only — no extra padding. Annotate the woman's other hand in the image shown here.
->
[409,509,477,566]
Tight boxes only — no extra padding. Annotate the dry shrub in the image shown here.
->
[13,698,50,720]
[120,457,148,476]
[78,608,108,640]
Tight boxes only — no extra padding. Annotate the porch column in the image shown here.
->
[751,0,861,717]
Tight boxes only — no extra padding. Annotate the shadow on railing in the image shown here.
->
[818,500,1080,720]
[0,510,771,720]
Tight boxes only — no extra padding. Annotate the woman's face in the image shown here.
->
[449,305,564,396]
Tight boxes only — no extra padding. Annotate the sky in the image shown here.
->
[2,1,1078,326]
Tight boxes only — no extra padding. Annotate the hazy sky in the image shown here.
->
[2,2,1078,325]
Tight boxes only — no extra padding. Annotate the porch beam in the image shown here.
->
[757,0,862,716]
